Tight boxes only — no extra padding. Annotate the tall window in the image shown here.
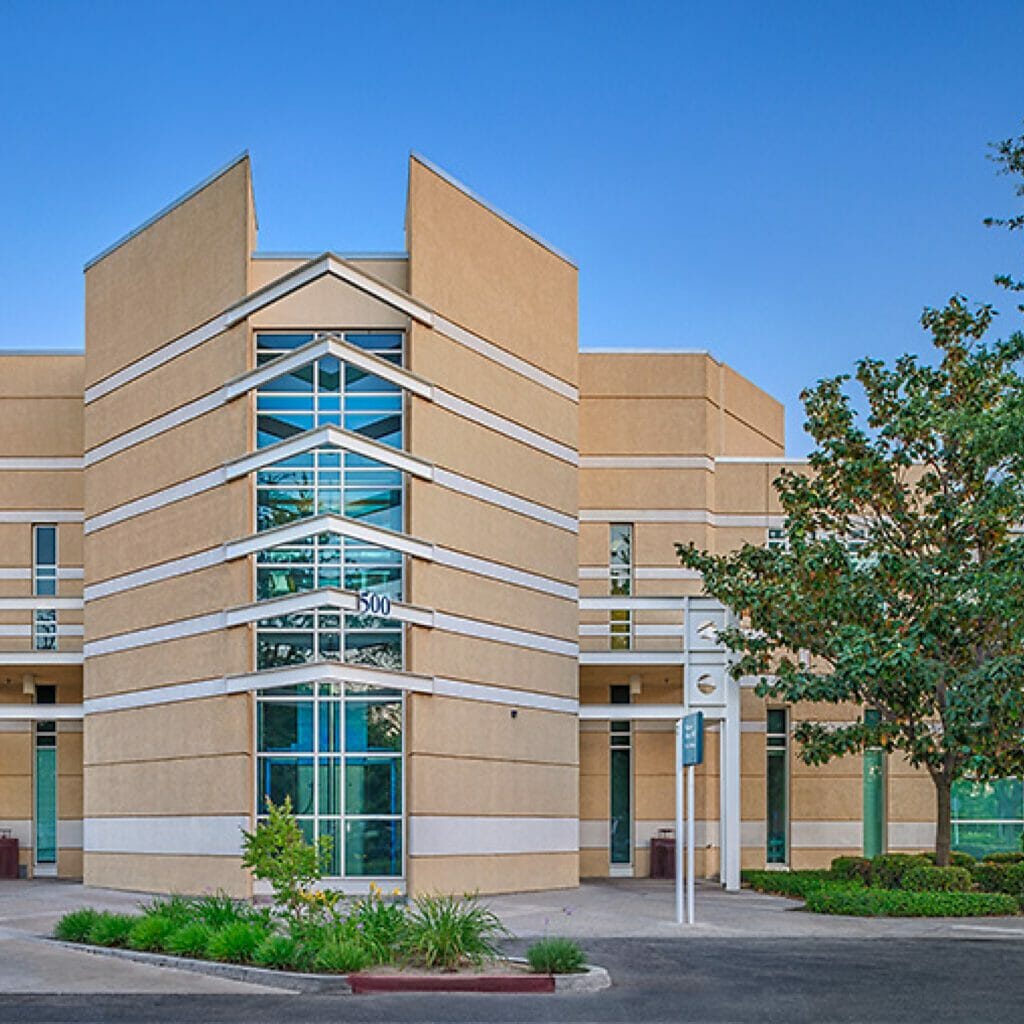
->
[34,685,57,868]
[33,609,57,651]
[609,684,632,866]
[257,683,402,878]
[609,524,633,650]
[766,708,789,864]
[33,525,57,596]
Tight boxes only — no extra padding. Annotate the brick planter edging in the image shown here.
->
[350,972,554,994]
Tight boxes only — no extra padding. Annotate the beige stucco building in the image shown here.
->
[0,155,1007,895]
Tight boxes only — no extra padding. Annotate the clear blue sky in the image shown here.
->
[1,0,1022,453]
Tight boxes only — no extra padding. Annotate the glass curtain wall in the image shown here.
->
[952,779,1024,858]
[253,331,406,880]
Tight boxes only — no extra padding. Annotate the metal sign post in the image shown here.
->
[676,710,704,925]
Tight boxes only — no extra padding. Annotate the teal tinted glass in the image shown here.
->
[346,757,402,815]
[257,702,314,752]
[345,702,402,752]
[345,819,401,877]
[610,747,631,864]
[34,746,57,864]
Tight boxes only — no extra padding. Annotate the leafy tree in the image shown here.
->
[678,129,1024,866]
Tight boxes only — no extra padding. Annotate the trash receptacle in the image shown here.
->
[649,829,676,879]
[0,830,19,879]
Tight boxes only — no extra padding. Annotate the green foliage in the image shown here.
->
[252,934,302,971]
[677,135,1024,867]
[401,893,509,969]
[971,861,1024,898]
[526,938,586,974]
[923,851,975,869]
[982,851,1024,864]
[127,914,178,952]
[901,865,972,892]
[241,797,332,918]
[830,856,873,884]
[314,938,371,974]
[346,891,408,964]
[204,921,268,963]
[870,854,931,889]
[53,908,102,943]
[87,912,136,947]
[744,870,847,899]
[141,895,193,929]
[805,886,1019,918]
[164,922,214,958]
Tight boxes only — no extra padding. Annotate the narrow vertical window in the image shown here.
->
[609,524,633,650]
[33,610,57,651]
[609,684,632,869]
[766,708,789,865]
[33,526,57,596]
[34,686,57,870]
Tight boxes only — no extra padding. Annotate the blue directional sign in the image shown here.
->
[681,711,704,767]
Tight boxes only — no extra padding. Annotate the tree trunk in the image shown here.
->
[934,775,953,867]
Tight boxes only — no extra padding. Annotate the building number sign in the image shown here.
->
[358,591,393,616]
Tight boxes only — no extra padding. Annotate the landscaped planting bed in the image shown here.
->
[743,849,1024,917]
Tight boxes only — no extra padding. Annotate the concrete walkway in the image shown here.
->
[484,877,1024,940]
[2,876,1022,995]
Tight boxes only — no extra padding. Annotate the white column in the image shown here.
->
[719,677,741,891]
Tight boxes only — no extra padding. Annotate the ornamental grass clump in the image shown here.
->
[314,938,372,974]
[54,908,102,943]
[204,921,268,963]
[526,937,586,974]
[127,914,177,952]
[252,934,304,971]
[164,921,214,958]
[402,893,509,970]
[87,912,136,947]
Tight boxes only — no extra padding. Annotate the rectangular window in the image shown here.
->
[257,685,403,879]
[952,778,1024,859]
[33,525,57,596]
[33,609,57,651]
[34,708,57,867]
[609,684,632,866]
[609,524,633,650]
[766,708,789,865]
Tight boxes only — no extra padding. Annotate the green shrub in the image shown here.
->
[805,885,1018,917]
[87,912,137,947]
[900,865,972,892]
[204,921,267,963]
[53,908,102,943]
[922,851,976,869]
[744,870,839,899]
[127,914,178,951]
[241,797,332,920]
[870,854,930,889]
[401,893,509,970]
[252,934,301,970]
[346,893,407,965]
[830,856,873,884]
[164,922,214,958]
[972,861,1024,898]
[526,937,586,974]
[141,894,194,929]
[982,852,1024,865]
[314,938,371,974]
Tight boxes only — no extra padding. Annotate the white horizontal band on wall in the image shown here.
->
[432,676,577,715]
[0,625,83,638]
[432,546,576,601]
[579,456,713,470]
[579,596,687,610]
[431,315,578,403]
[0,652,84,666]
[578,566,701,581]
[0,597,83,610]
[579,624,685,637]
[579,651,686,666]
[59,820,84,849]
[790,821,863,848]
[888,822,936,848]
[434,468,577,533]
[85,588,574,660]
[0,457,83,471]
[83,815,248,857]
[0,819,32,845]
[84,251,575,407]
[579,509,785,528]
[0,704,84,721]
[84,664,579,717]
[432,388,578,466]
[408,816,578,857]
[0,511,83,523]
